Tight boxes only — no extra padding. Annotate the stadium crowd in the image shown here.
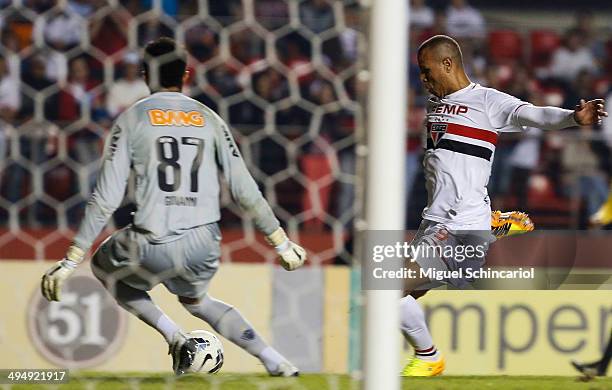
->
[0,0,609,232]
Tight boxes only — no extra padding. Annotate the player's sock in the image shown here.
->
[182,294,271,359]
[399,295,440,361]
[259,346,292,373]
[600,330,612,374]
[112,281,181,343]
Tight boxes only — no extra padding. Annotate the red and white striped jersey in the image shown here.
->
[421,82,529,229]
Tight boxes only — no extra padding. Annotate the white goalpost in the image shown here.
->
[362,0,408,389]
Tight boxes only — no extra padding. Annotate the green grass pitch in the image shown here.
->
[9,373,612,390]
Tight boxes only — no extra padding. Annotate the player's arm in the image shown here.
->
[41,117,131,301]
[512,99,607,130]
[487,88,607,131]
[214,120,306,271]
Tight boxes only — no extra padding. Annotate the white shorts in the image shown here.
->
[410,219,494,289]
[91,223,221,298]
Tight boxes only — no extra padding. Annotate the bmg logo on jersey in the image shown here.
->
[148,109,205,127]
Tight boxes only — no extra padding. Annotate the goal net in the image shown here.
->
[0,0,366,387]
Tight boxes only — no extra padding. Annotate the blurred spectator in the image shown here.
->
[483,64,502,90]
[185,24,218,62]
[446,0,485,39]
[405,91,425,214]
[562,126,609,221]
[39,48,68,84]
[138,18,174,47]
[508,127,542,211]
[24,0,56,13]
[300,0,335,34]
[549,28,598,84]
[54,57,99,123]
[67,0,95,17]
[562,69,597,109]
[54,57,105,196]
[255,0,289,30]
[207,64,241,97]
[410,0,434,30]
[458,38,487,83]
[503,65,535,101]
[121,0,146,16]
[0,28,21,79]
[209,0,242,26]
[230,28,265,65]
[90,6,130,55]
[338,4,359,64]
[20,54,54,120]
[22,55,53,91]
[488,69,536,201]
[0,55,20,120]
[106,52,149,118]
[573,9,606,62]
[34,8,84,51]
[253,68,289,102]
[278,33,311,73]
[141,0,178,18]
[0,54,19,159]
[301,83,337,229]
[0,53,22,203]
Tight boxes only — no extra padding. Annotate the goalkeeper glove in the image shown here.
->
[265,227,306,271]
[41,245,85,301]
[491,210,534,239]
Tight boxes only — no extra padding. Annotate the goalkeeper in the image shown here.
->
[41,38,304,376]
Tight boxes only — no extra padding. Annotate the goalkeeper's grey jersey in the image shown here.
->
[73,91,279,251]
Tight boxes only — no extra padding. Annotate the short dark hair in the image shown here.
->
[143,37,187,89]
[417,35,463,65]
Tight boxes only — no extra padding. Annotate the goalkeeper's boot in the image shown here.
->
[170,331,198,376]
[401,355,445,377]
[571,360,605,378]
[268,361,299,377]
[491,210,534,239]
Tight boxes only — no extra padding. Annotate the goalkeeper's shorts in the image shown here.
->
[91,223,221,299]
[409,220,495,289]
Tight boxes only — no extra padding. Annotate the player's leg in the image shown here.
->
[399,222,447,377]
[572,328,612,377]
[400,261,444,376]
[179,294,298,376]
[90,231,181,343]
[90,229,188,374]
[169,223,298,376]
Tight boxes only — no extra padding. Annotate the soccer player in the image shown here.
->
[400,35,607,377]
[572,328,612,378]
[41,37,305,376]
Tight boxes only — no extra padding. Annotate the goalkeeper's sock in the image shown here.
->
[112,281,181,344]
[259,346,291,374]
[182,294,269,357]
[400,295,440,362]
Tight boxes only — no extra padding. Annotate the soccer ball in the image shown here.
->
[184,330,224,374]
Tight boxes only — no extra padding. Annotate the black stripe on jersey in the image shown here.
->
[430,139,493,161]
[426,138,434,149]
